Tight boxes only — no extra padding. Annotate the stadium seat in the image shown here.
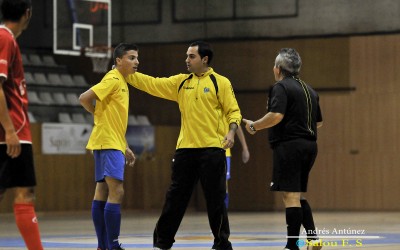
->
[53,92,68,105]
[60,74,75,86]
[128,115,139,125]
[65,93,80,106]
[21,53,31,66]
[136,115,151,125]
[47,73,64,86]
[73,75,88,86]
[33,72,49,85]
[58,112,73,123]
[42,55,58,67]
[28,54,44,66]
[24,72,35,84]
[72,113,87,123]
[39,92,55,105]
[28,112,37,123]
[27,91,42,104]
[85,113,93,124]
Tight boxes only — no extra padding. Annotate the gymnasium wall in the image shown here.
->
[2,34,400,213]
[11,0,400,48]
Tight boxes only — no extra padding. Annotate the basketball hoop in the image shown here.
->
[84,46,113,73]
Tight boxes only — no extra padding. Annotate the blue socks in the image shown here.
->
[224,193,229,209]
[92,200,107,250]
[104,203,121,249]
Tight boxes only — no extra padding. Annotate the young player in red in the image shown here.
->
[0,0,44,249]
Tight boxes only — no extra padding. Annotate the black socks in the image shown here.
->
[285,207,302,250]
[300,199,318,240]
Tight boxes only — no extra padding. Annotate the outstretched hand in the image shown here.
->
[242,118,256,135]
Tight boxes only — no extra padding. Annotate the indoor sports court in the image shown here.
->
[1,211,400,249]
[1,0,400,250]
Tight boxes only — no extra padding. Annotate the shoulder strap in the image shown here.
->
[178,73,219,100]
[178,74,193,93]
[209,74,218,95]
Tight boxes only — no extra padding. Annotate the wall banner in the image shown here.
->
[42,123,92,154]
[126,125,155,156]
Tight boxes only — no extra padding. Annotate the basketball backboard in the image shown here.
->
[53,0,111,58]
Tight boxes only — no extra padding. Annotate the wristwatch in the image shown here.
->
[249,123,256,132]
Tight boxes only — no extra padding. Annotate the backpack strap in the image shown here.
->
[178,74,193,93]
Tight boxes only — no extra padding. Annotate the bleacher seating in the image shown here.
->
[28,112,37,123]
[33,72,49,85]
[47,73,64,86]
[58,112,73,123]
[65,93,80,106]
[136,115,151,125]
[53,92,68,105]
[42,55,58,67]
[73,75,88,86]
[72,113,87,123]
[27,91,42,105]
[22,51,93,123]
[25,72,35,84]
[39,92,55,105]
[128,115,139,125]
[28,54,44,66]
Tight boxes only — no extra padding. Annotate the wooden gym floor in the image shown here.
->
[0,210,399,249]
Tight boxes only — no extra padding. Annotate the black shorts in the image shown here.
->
[270,139,317,192]
[0,144,37,189]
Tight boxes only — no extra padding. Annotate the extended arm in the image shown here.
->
[0,78,21,158]
[126,72,181,102]
[242,112,284,135]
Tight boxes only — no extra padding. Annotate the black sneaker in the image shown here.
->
[112,244,125,250]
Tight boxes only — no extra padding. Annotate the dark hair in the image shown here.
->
[275,48,302,77]
[1,0,32,22]
[113,43,138,65]
[189,41,214,65]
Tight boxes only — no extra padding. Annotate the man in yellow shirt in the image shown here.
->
[79,43,137,250]
[126,41,241,250]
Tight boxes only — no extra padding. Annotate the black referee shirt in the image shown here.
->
[267,77,323,146]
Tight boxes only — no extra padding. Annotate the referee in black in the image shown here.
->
[243,48,323,250]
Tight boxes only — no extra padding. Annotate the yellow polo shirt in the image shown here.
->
[86,69,129,153]
[126,67,241,149]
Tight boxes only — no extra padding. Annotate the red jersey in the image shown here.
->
[0,25,32,143]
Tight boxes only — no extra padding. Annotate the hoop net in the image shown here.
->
[84,46,113,73]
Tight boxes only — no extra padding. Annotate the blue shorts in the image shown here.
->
[226,156,231,180]
[93,150,125,182]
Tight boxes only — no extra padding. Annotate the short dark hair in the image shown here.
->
[113,43,138,65]
[1,0,32,22]
[189,41,214,65]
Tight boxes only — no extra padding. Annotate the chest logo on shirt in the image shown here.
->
[203,87,210,93]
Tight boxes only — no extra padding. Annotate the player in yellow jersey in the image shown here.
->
[126,41,241,250]
[79,43,137,250]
